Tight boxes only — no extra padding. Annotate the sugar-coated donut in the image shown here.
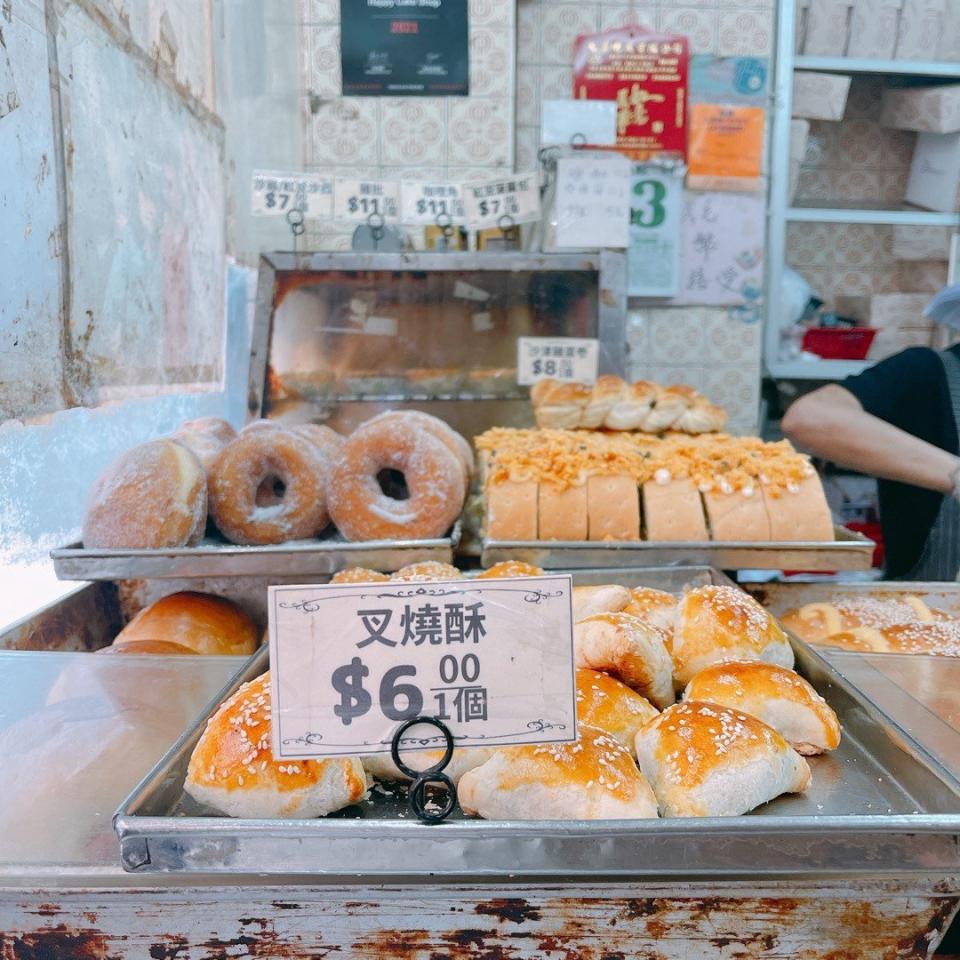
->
[330,567,390,584]
[240,419,285,435]
[209,431,330,545]
[365,410,474,480]
[172,418,237,472]
[82,439,207,549]
[328,418,466,541]
[292,423,344,464]
[391,561,463,581]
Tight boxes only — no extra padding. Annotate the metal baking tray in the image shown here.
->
[51,524,460,581]
[482,526,874,572]
[115,566,960,878]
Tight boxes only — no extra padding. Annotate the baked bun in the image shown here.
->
[572,584,631,622]
[642,385,690,433]
[362,748,493,786]
[98,639,198,655]
[82,439,207,549]
[883,621,960,656]
[683,661,841,755]
[458,725,658,820]
[476,561,545,578]
[576,668,659,757]
[634,701,811,817]
[781,596,940,644]
[330,567,390,584]
[115,592,258,656]
[391,561,463,581]
[580,376,627,429]
[605,380,658,431]
[672,585,794,688]
[171,418,237,472]
[530,380,592,429]
[185,674,368,818]
[676,398,727,435]
[811,629,882,652]
[622,587,678,644]
[574,612,675,709]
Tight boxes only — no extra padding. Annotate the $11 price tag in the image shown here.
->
[251,170,334,218]
[334,179,401,222]
[517,337,599,386]
[268,577,576,759]
[400,182,466,225]
[462,174,541,231]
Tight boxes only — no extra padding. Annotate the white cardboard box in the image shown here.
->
[895,0,946,60]
[792,71,852,121]
[892,225,955,260]
[940,1,960,62]
[881,84,960,133]
[848,0,903,58]
[906,132,960,213]
[789,119,811,202]
[803,0,854,55]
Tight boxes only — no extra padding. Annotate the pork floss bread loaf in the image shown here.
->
[82,439,207,549]
[114,592,258,656]
[186,674,367,818]
[634,701,811,817]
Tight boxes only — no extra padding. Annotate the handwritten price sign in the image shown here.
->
[268,577,576,759]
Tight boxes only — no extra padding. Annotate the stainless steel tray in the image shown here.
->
[115,566,960,877]
[51,525,460,581]
[482,526,874,572]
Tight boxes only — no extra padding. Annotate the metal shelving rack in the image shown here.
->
[765,0,960,381]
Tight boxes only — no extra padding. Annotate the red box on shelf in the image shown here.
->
[801,327,878,361]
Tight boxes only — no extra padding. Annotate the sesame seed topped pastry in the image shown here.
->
[576,668,660,758]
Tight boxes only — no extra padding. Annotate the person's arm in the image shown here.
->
[781,384,960,495]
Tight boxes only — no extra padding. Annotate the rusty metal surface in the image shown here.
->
[0,879,956,958]
[0,582,120,651]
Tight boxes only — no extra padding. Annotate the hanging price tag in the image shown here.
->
[268,577,576,759]
[251,171,334,218]
[334,179,401,222]
[628,163,683,297]
[400,182,466,225]
[462,174,541,230]
[516,337,599,386]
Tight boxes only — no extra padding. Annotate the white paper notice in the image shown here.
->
[251,170,333,218]
[542,100,617,146]
[400,182,466,225]
[554,155,631,249]
[628,164,684,298]
[462,174,541,230]
[269,577,577,759]
[334,179,401,222]
[516,337,599,386]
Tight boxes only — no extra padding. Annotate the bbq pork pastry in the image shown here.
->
[574,612,675,709]
[458,725,658,820]
[622,587,678,645]
[185,674,367,818]
[572,584,631,621]
[683,661,841,755]
[634,701,811,817]
[576,668,659,757]
[672,585,794,688]
[780,596,943,644]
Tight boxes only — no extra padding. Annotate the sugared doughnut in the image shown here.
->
[172,418,237,472]
[241,419,285,435]
[328,418,466,541]
[476,561,545,578]
[391,561,463,581]
[292,423,344,464]
[209,431,329,545]
[330,567,390,584]
[365,410,474,480]
[82,439,207,549]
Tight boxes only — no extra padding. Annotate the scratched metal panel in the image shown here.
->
[0,0,66,421]
[56,2,225,404]
[0,880,956,957]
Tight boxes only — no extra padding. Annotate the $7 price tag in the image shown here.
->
[268,577,577,760]
[462,174,541,231]
[251,170,333,218]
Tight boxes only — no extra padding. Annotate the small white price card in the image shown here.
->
[269,577,576,759]
[251,170,333,218]
[628,163,684,298]
[555,154,631,250]
[516,337,599,386]
[541,99,617,146]
[334,179,401,222]
[400,182,466,225]
[462,174,541,230]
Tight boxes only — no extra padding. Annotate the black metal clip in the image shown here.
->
[434,211,454,248]
[286,206,306,254]
[390,715,457,824]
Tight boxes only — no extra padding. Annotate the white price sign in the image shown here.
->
[555,154,631,250]
[269,577,577,759]
[462,174,541,230]
[400,182,466,225]
[334,179,401,222]
[517,337,599,386]
[251,170,333,218]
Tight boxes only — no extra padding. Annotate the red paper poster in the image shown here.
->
[572,27,689,161]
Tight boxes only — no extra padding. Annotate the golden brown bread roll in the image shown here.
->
[605,381,659,431]
[576,668,659,757]
[476,561,545,578]
[580,376,627,429]
[634,701,811,817]
[572,584,631,621]
[683,661,841,755]
[530,380,592,429]
[99,639,198,655]
[672,585,794,688]
[115,592,258,656]
[391,561,463,581]
[185,674,367,818]
[330,567,390,584]
[622,587,678,648]
[780,596,940,644]
[82,439,207,549]
[362,748,493,785]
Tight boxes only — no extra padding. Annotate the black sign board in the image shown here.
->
[340,0,469,96]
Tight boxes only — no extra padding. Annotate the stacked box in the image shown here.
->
[868,293,935,359]
[848,0,902,58]
[892,225,955,261]
[905,133,960,213]
[803,0,853,55]
[793,72,852,121]
[881,84,960,133]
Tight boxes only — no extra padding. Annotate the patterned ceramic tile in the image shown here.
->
[516,125,540,172]
[517,0,541,64]
[647,364,710,394]
[470,0,513,27]
[704,309,761,364]
[309,99,380,165]
[446,99,512,167]
[381,165,449,181]
[516,65,541,127]
[658,7,718,54]
[598,6,657,32]
[717,11,771,56]
[837,119,884,169]
[540,4,599,65]
[540,65,574,101]
[647,309,708,363]
[626,311,649,364]
[379,100,446,165]
[303,0,340,24]
[471,26,513,98]
[306,25,341,98]
[702,365,759,421]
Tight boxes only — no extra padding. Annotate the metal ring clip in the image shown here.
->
[390,715,457,824]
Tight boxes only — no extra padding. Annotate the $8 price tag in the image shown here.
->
[517,337,599,386]
[268,577,577,760]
